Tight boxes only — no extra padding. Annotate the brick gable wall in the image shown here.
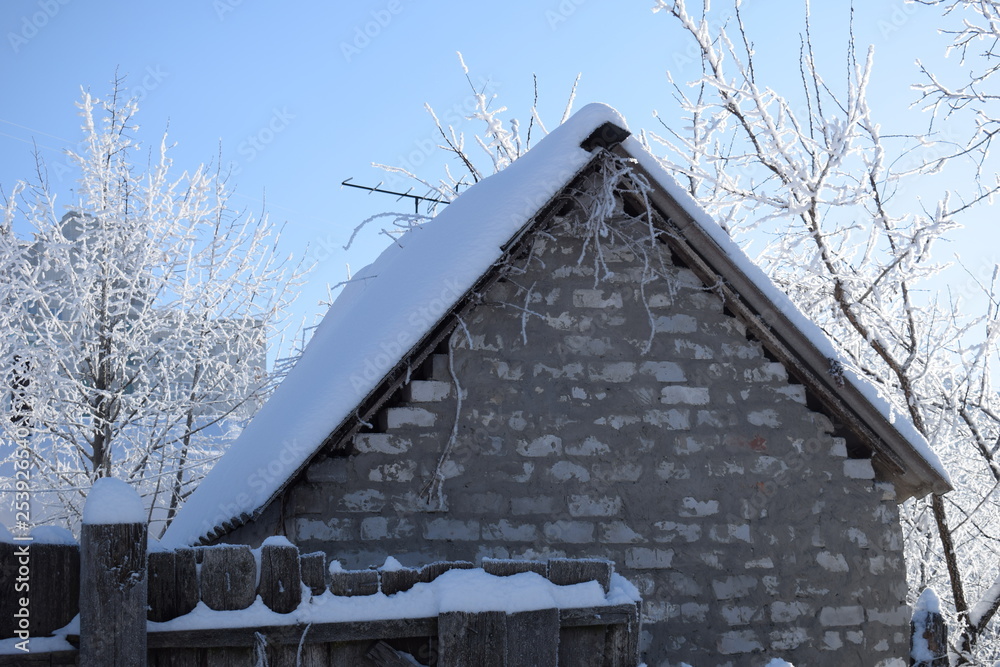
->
[226,195,910,666]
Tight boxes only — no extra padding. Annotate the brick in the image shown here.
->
[305,458,348,483]
[543,521,594,544]
[820,606,865,626]
[360,517,415,541]
[368,461,416,482]
[295,518,354,541]
[572,288,623,308]
[660,386,710,405]
[424,518,480,541]
[568,494,623,517]
[587,362,636,382]
[599,521,646,543]
[403,380,451,402]
[711,575,758,600]
[482,520,537,542]
[510,496,557,515]
[653,314,697,333]
[548,461,591,482]
[352,433,412,455]
[625,547,675,569]
[383,407,436,428]
[717,630,763,655]
[844,459,876,479]
[516,434,562,457]
[339,489,385,512]
[638,361,686,382]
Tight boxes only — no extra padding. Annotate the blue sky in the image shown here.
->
[0,0,986,356]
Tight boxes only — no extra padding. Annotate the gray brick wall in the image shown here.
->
[227,203,910,666]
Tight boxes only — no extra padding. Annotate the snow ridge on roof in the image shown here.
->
[163,104,627,547]
[165,102,948,547]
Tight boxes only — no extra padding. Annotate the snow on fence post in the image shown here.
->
[79,478,147,667]
[911,588,948,667]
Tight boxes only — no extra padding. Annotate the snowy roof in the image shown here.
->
[164,103,950,547]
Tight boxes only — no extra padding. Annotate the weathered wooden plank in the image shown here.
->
[367,640,424,667]
[32,542,80,637]
[330,640,380,665]
[147,617,438,649]
[419,560,474,584]
[199,545,256,611]
[558,626,606,667]
[547,558,612,593]
[329,569,379,597]
[79,521,147,667]
[506,608,559,667]
[258,542,301,614]
[481,558,546,578]
[559,605,638,627]
[147,549,198,622]
[604,604,641,667]
[380,567,422,596]
[438,610,506,667]
[299,551,327,596]
[0,542,18,640]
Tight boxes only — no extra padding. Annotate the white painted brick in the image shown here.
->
[587,361,636,382]
[568,494,623,517]
[717,630,763,655]
[660,386,710,405]
[403,380,451,402]
[543,520,594,543]
[867,605,910,625]
[510,496,556,515]
[819,605,865,626]
[482,519,537,542]
[548,461,591,482]
[340,489,385,512]
[817,551,850,572]
[516,434,562,457]
[352,434,412,455]
[424,518,480,541]
[770,627,809,650]
[748,409,781,427]
[823,631,843,650]
[296,517,353,541]
[829,437,848,457]
[771,601,809,622]
[775,384,807,404]
[678,497,719,517]
[572,289,623,309]
[625,547,675,569]
[653,314,698,333]
[638,361,686,382]
[384,407,436,428]
[844,459,876,479]
[368,461,416,482]
[721,605,759,626]
[643,409,690,429]
[652,521,701,543]
[599,521,646,543]
[712,575,758,600]
[565,436,610,456]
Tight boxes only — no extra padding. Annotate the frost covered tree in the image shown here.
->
[0,80,299,534]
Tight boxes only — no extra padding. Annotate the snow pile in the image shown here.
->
[29,525,76,544]
[148,565,641,631]
[82,477,145,525]
[0,636,75,656]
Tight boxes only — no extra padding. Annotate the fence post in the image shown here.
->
[79,478,148,667]
[911,588,948,667]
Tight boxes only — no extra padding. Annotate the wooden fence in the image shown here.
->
[1,526,641,666]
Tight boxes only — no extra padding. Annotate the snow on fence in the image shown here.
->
[1,520,642,666]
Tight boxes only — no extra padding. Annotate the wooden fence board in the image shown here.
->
[506,608,559,667]
[199,546,256,611]
[299,552,326,596]
[438,610,506,667]
[148,549,198,622]
[32,543,80,637]
[258,543,301,614]
[329,569,379,597]
[558,626,606,667]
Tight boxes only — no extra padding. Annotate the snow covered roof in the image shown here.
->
[164,103,950,547]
